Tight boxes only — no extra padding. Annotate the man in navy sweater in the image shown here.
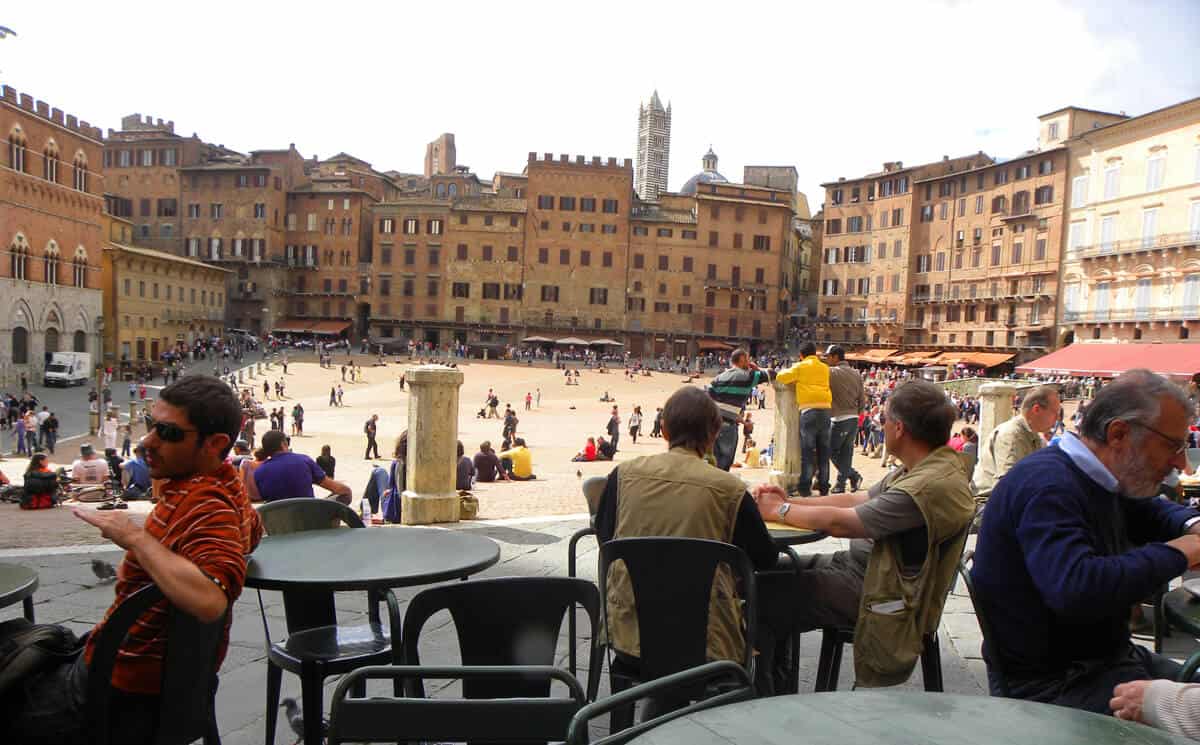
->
[972,369,1200,713]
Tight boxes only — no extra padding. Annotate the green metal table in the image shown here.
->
[0,562,38,621]
[1163,585,1200,637]
[627,691,1194,744]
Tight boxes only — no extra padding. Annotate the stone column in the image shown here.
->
[237,369,244,383]
[978,382,1018,445]
[402,365,465,525]
[769,380,803,494]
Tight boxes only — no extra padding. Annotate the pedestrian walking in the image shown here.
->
[292,402,304,436]
[536,387,541,407]
[629,406,643,444]
[606,405,621,452]
[337,384,344,406]
[43,411,59,454]
[263,380,271,400]
[525,392,532,411]
[364,414,380,459]
[329,386,337,407]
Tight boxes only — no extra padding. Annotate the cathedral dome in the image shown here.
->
[679,147,727,195]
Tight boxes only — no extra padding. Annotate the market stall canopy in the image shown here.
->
[895,350,942,365]
[520,336,554,343]
[958,352,1015,368]
[270,319,312,334]
[555,337,591,346]
[848,348,899,363]
[1015,343,1200,379]
[697,340,733,351]
[589,338,624,346]
[309,320,351,336]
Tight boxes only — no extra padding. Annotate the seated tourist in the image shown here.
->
[456,440,475,490]
[71,443,109,484]
[0,375,262,745]
[573,437,598,462]
[754,379,974,690]
[972,384,1060,496]
[1112,678,1200,737]
[499,438,536,481]
[972,369,1200,713]
[21,453,57,510]
[595,387,778,688]
[472,441,509,483]
[743,439,761,468]
[120,445,152,500]
[251,430,352,504]
[596,436,616,461]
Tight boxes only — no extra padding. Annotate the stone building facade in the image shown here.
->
[635,91,671,202]
[101,210,229,365]
[1,85,104,386]
[1056,98,1200,345]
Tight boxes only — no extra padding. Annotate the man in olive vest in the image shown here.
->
[594,385,779,697]
[755,379,975,688]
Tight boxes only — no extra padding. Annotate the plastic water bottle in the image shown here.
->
[360,497,371,527]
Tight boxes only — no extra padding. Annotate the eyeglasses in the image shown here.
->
[1129,420,1188,455]
[143,414,198,443]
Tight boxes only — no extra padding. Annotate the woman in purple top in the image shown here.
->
[251,430,352,503]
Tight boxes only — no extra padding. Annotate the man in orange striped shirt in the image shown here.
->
[2,376,262,744]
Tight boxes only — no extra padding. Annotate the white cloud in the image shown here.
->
[0,0,1193,209]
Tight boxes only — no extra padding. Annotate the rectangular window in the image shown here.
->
[602,251,613,267]
[537,195,554,209]
[920,205,933,222]
[1104,166,1121,199]
[404,218,419,234]
[559,196,576,211]
[402,279,414,297]
[657,228,673,237]
[429,248,440,265]
[482,245,493,261]
[1034,186,1054,205]
[1012,243,1023,264]
[482,283,500,299]
[658,255,669,270]
[589,288,608,305]
[559,248,570,265]
[1071,175,1088,207]
[753,235,771,251]
[1142,207,1159,248]
[538,247,549,264]
[633,226,649,236]
[579,197,596,212]
[456,244,468,260]
[211,203,223,220]
[580,250,591,266]
[602,199,619,214]
[1146,155,1165,192]
[452,282,470,298]
[991,244,1001,266]
[404,249,416,265]
[602,224,617,234]
[892,208,903,225]
[380,218,395,234]
[541,285,559,302]
[503,283,522,300]
[428,219,443,235]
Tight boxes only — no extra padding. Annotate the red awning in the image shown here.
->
[698,340,733,351]
[1015,343,1200,379]
[270,319,311,333]
[309,320,351,335]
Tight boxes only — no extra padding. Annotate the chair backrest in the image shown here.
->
[565,660,752,745]
[957,549,1008,696]
[258,496,363,534]
[598,537,757,682]
[403,576,601,700]
[328,665,586,745]
[86,584,226,745]
[581,476,606,518]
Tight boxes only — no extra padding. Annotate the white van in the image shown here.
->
[44,351,92,387]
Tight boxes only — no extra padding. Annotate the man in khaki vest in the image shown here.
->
[972,384,1059,495]
[755,379,975,688]
[594,386,779,688]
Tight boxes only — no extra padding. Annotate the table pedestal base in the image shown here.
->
[401,490,460,525]
[770,468,802,495]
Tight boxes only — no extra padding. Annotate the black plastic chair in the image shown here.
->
[327,665,587,745]
[565,661,752,745]
[813,524,971,692]
[598,537,757,731]
[958,548,1009,696]
[256,498,402,745]
[86,584,225,745]
[403,576,603,705]
[567,476,607,678]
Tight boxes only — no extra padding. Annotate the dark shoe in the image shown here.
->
[830,486,846,494]
[850,474,864,492]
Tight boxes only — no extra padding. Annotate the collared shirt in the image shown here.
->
[1056,432,1118,493]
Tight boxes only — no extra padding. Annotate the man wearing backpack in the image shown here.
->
[364,414,380,459]
[0,375,263,745]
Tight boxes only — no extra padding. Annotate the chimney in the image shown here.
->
[575,155,584,165]
[559,154,569,163]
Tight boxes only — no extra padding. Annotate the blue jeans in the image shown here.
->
[798,409,831,495]
[830,418,861,490]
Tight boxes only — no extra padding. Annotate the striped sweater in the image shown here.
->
[84,463,263,694]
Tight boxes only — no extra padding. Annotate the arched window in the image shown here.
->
[43,141,59,182]
[73,246,88,287]
[435,183,446,198]
[448,183,458,198]
[44,242,60,285]
[8,128,26,172]
[11,327,28,364]
[73,329,87,353]
[10,236,29,280]
[45,327,60,354]
[74,153,88,191]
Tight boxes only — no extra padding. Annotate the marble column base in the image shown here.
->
[401,490,460,525]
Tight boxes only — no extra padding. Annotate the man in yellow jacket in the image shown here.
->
[775,341,832,495]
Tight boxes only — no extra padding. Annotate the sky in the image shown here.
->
[2,0,1198,210]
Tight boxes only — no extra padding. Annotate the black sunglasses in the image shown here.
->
[143,414,199,443]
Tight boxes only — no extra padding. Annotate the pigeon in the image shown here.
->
[91,559,117,583]
[576,470,582,479]
[281,697,326,745]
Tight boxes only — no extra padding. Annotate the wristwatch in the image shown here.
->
[777,502,791,520]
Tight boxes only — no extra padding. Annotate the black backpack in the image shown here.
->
[0,619,81,698]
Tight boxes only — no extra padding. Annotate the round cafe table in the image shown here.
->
[624,691,1195,745]
[0,562,38,622]
[245,525,501,593]
[766,523,828,546]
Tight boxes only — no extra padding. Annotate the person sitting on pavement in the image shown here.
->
[120,445,153,501]
[595,386,778,693]
[972,369,1200,714]
[572,437,598,462]
[972,384,1060,497]
[743,439,761,468]
[472,441,509,483]
[316,444,337,480]
[753,379,975,692]
[21,453,57,510]
[596,435,616,461]
[498,438,536,481]
[456,440,475,491]
[251,430,352,504]
[0,374,262,745]
[71,443,110,484]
